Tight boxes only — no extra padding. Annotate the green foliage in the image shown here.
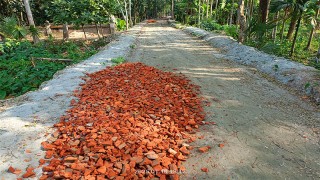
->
[222,25,238,39]
[0,39,109,99]
[246,28,320,70]
[47,0,120,26]
[247,18,276,40]
[111,57,125,65]
[0,60,65,98]
[0,0,24,20]
[200,19,223,31]
[116,19,126,31]
[0,38,22,54]
[0,90,6,99]
[130,44,136,49]
[28,25,40,38]
[198,19,238,39]
[305,82,311,89]
[0,17,27,40]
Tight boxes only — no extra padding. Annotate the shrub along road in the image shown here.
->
[127,20,320,179]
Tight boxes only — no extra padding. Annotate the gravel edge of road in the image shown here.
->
[169,20,320,105]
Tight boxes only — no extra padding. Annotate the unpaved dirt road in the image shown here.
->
[127,20,320,179]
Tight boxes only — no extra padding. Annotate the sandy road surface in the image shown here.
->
[127,20,320,179]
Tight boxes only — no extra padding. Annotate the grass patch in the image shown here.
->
[111,57,126,65]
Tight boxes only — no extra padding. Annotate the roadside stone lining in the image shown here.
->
[169,20,320,104]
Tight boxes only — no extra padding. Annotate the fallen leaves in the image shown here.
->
[40,63,205,179]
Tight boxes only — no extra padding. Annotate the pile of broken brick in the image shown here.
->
[14,63,208,179]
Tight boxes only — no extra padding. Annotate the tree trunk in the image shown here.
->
[116,0,127,25]
[259,0,270,24]
[201,0,204,20]
[305,28,315,50]
[95,23,101,38]
[133,0,137,24]
[23,0,40,44]
[198,0,201,27]
[99,23,104,37]
[287,8,298,40]
[129,0,133,27]
[63,23,69,41]
[290,15,302,57]
[210,0,213,17]
[82,25,87,40]
[172,0,175,19]
[238,0,246,43]
[250,0,254,21]
[19,12,24,25]
[206,0,209,18]
[272,11,279,41]
[124,0,129,30]
[305,10,319,50]
[246,0,252,27]
[229,0,234,25]
[215,0,219,21]
[280,8,288,41]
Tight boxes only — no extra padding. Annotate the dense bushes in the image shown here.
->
[200,19,238,39]
[0,39,108,99]
[200,19,223,31]
[197,17,319,70]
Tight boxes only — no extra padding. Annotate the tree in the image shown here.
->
[129,0,133,27]
[289,14,302,56]
[198,0,202,27]
[259,0,270,24]
[238,0,246,43]
[172,0,175,19]
[289,0,309,56]
[229,0,235,25]
[305,0,319,50]
[210,0,214,16]
[206,0,210,18]
[280,8,289,40]
[272,11,279,40]
[23,0,40,44]
[124,0,129,30]
[287,7,299,39]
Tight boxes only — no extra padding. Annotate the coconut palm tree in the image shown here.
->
[305,0,319,50]
[270,0,309,56]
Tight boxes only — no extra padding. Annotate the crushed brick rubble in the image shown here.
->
[39,62,205,179]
